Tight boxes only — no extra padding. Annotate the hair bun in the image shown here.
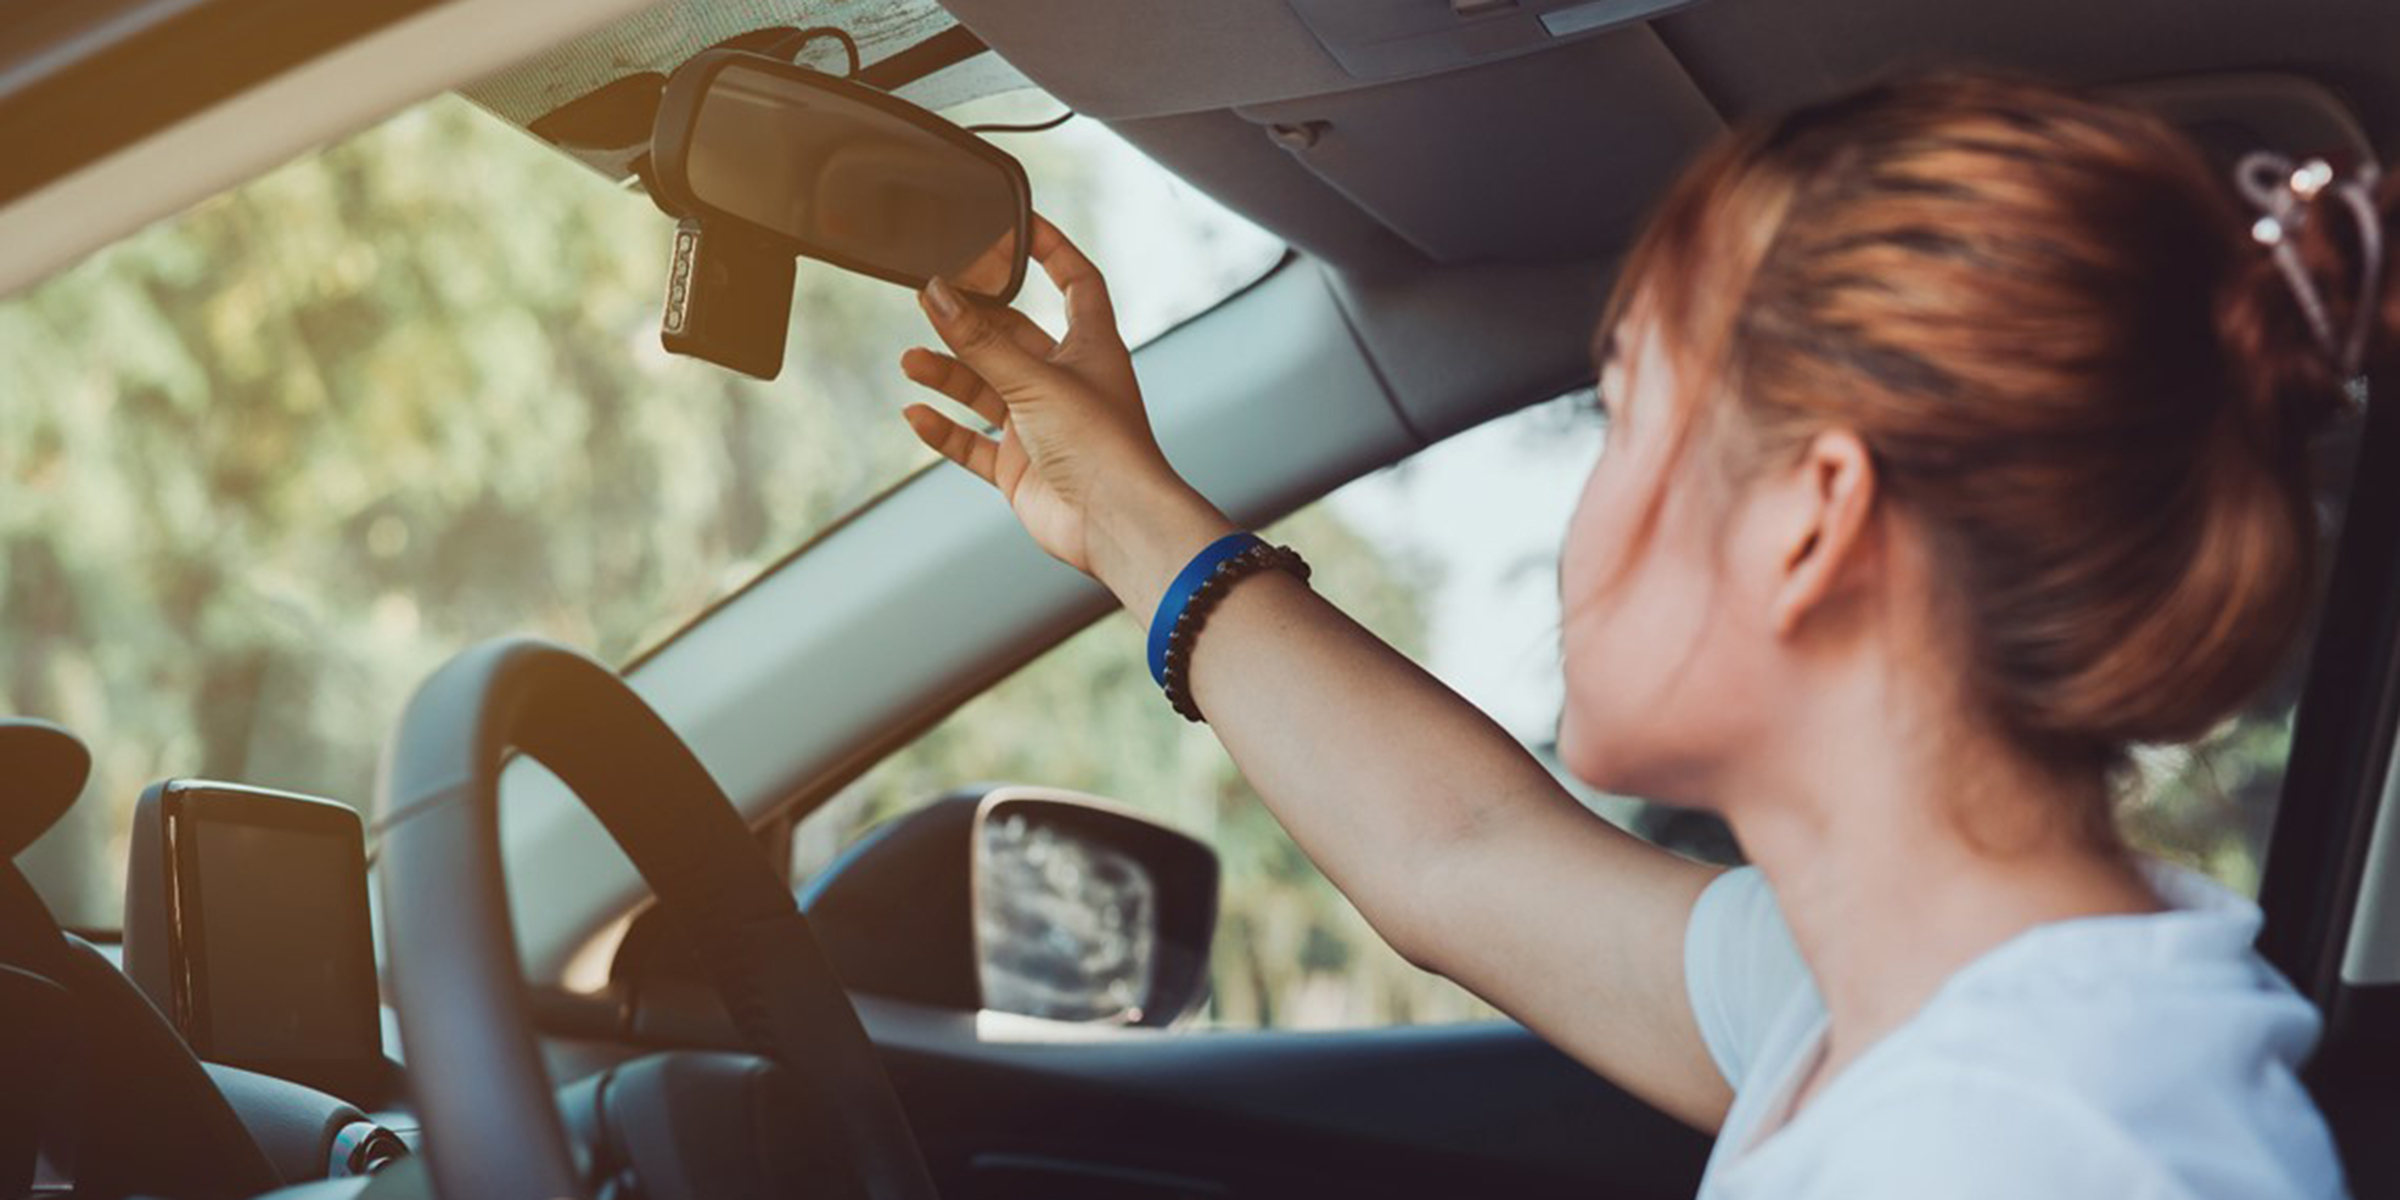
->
[1605,74,2390,769]
[2218,154,2396,450]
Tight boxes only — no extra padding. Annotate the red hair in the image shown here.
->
[1602,72,2395,769]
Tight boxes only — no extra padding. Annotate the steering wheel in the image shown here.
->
[376,638,938,1200]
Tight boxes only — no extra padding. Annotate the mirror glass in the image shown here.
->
[684,59,1023,297]
[975,808,1157,1023]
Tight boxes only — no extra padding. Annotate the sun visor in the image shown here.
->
[941,0,1715,119]
[1288,0,1705,81]
[1234,31,1720,263]
[458,0,1028,182]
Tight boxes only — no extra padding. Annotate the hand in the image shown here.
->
[900,215,1230,601]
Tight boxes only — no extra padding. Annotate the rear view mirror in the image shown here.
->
[647,49,1032,378]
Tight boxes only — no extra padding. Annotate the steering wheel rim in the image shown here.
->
[376,637,937,1200]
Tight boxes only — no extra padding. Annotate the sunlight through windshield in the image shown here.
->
[1,80,1281,928]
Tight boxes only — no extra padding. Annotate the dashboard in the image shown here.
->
[29,774,1218,1197]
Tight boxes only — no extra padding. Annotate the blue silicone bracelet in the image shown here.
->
[1147,532,1266,686]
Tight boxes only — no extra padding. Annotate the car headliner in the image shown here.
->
[460,0,1034,183]
[5,0,2397,299]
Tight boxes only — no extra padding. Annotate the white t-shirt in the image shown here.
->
[1683,862,2349,1198]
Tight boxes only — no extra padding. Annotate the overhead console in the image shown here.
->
[946,0,1726,280]
[944,0,2398,270]
[940,0,1710,119]
[944,0,2395,445]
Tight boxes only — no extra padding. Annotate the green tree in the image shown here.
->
[805,501,1500,1028]
[0,93,1017,921]
[2,86,1464,1044]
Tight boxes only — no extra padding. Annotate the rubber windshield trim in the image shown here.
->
[0,0,446,207]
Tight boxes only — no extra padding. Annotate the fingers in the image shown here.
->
[953,227,1022,298]
[903,403,1000,486]
[997,303,1060,359]
[918,277,1059,399]
[930,291,1062,360]
[1030,213,1120,344]
[900,347,1008,428]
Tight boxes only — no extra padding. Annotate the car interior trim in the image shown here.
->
[0,0,658,299]
[2258,386,2400,1005]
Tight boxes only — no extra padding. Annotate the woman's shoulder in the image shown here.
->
[1766,1063,2203,1198]
[1797,1050,2344,1200]
[1816,877,2347,1200]
[1905,861,2323,1093]
[1724,861,2348,1199]
[1685,866,1816,1087]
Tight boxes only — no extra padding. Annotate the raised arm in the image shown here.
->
[899,218,1734,1130]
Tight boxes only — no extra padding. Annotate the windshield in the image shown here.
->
[5,77,1282,929]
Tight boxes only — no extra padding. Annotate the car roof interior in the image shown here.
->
[6,0,2395,417]
[941,0,2394,438]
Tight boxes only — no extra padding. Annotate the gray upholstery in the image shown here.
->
[943,0,2400,278]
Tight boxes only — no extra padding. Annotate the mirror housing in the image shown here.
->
[646,48,1032,377]
[800,786,1219,1028]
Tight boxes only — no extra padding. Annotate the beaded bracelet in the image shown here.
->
[1153,539,1311,723]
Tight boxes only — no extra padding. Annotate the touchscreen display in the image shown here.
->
[187,815,380,1065]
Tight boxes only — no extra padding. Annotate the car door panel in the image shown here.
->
[855,998,1711,1200]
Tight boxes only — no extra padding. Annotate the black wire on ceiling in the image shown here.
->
[856,24,988,92]
[965,110,1076,135]
[782,24,1068,135]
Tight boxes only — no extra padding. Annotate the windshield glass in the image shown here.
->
[6,77,1282,929]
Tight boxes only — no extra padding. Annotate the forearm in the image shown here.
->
[1191,574,1581,954]
[904,236,1727,1126]
[1187,574,1730,1125]
[1087,484,1626,961]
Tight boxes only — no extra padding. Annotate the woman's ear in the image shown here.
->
[1769,430,1879,638]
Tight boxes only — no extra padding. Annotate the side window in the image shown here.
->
[792,388,2322,1029]
[795,394,1609,1030]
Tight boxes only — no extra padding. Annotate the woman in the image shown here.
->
[898,73,2373,1195]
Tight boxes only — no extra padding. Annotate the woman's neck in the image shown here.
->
[1722,712,2159,1087]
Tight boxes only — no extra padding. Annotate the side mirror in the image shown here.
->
[802,786,1220,1028]
[646,48,1032,378]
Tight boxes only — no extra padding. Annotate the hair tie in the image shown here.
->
[2236,151,2384,401]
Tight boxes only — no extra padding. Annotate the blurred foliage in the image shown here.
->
[3,96,916,922]
[2123,702,2295,895]
[796,501,1501,1029]
[0,91,1278,927]
[3,79,1460,1033]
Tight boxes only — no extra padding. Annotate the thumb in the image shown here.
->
[919,278,1057,403]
